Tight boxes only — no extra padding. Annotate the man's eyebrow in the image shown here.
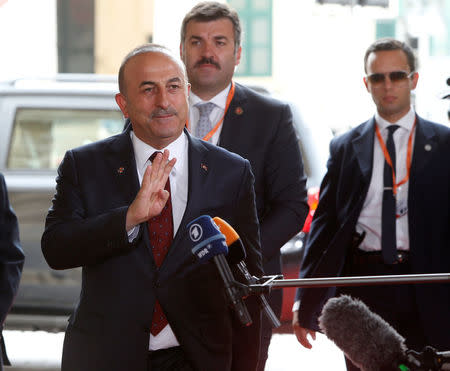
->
[189,35,228,41]
[139,81,156,88]
[138,77,183,88]
[167,77,182,84]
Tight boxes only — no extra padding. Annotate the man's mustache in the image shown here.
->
[151,107,177,119]
[194,57,221,69]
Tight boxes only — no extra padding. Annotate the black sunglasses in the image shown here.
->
[366,71,414,84]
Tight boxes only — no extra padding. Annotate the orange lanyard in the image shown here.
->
[186,81,236,142]
[375,117,416,196]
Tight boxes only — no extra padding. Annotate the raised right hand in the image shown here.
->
[126,150,176,231]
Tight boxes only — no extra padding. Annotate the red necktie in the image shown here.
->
[148,151,173,335]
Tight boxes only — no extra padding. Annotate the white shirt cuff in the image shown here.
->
[127,225,140,242]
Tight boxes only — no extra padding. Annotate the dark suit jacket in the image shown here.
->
[41,128,263,371]
[219,83,308,277]
[0,173,25,370]
[296,116,450,348]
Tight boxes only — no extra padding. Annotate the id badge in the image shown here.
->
[396,198,408,218]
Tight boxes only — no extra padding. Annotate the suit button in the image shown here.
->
[143,326,150,334]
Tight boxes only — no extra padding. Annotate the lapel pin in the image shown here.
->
[235,107,243,115]
[117,167,125,174]
[424,144,432,151]
[201,163,208,172]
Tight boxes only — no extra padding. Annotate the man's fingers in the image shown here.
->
[148,150,176,188]
[153,150,169,180]
[164,158,177,180]
[293,325,314,349]
[148,152,163,183]
[139,165,152,198]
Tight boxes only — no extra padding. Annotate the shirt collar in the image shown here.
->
[375,107,416,133]
[131,130,187,175]
[189,83,231,109]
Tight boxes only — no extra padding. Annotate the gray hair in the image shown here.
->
[118,43,188,94]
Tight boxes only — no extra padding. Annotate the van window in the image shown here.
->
[7,108,124,170]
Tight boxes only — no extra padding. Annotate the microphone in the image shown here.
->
[212,217,280,328]
[319,295,450,371]
[187,215,252,326]
[318,295,408,371]
[211,216,246,265]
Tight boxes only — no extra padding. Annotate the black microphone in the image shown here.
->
[319,295,450,371]
[318,295,409,371]
[187,215,252,326]
[212,217,280,329]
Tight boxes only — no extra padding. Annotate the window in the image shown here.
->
[376,19,396,39]
[58,0,95,72]
[229,0,273,76]
[8,108,124,170]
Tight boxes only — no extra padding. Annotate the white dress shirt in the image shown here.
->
[356,107,416,252]
[130,130,189,350]
[292,107,416,313]
[188,83,231,145]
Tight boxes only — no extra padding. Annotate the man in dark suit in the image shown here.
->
[0,173,24,370]
[180,3,308,369]
[292,38,450,370]
[41,44,263,371]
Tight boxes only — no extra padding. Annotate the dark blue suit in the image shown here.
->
[0,173,25,370]
[219,83,308,277]
[296,116,450,350]
[41,128,263,371]
[218,83,308,368]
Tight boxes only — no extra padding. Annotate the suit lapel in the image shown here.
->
[106,128,140,204]
[410,115,438,177]
[218,83,248,150]
[351,118,376,182]
[106,128,156,267]
[162,131,210,266]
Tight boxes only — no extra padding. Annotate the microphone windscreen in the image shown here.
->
[212,217,246,264]
[319,295,407,371]
[212,217,239,245]
[187,215,228,263]
[226,240,246,265]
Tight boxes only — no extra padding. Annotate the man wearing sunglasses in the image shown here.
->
[293,38,450,370]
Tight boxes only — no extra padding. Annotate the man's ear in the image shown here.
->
[410,72,419,90]
[115,93,129,118]
[363,76,370,92]
[235,46,242,66]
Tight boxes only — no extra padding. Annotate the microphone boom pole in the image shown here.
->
[249,273,450,294]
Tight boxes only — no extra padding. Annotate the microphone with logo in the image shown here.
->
[187,215,252,327]
[212,216,281,329]
[318,295,450,371]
